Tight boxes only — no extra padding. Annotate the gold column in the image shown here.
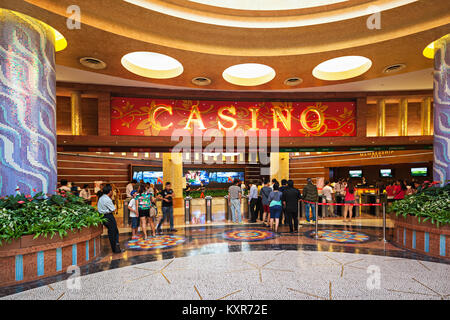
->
[71,91,82,135]
[376,99,386,137]
[421,97,432,135]
[270,152,289,182]
[398,98,408,136]
[162,153,183,215]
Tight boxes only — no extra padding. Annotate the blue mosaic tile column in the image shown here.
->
[433,36,450,185]
[0,9,57,196]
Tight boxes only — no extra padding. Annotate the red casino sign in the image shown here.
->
[111,97,356,137]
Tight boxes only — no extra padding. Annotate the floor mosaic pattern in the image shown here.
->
[306,229,371,243]
[223,229,277,242]
[125,235,187,251]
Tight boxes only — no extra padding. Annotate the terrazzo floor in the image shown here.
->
[1,213,448,300]
[2,250,449,300]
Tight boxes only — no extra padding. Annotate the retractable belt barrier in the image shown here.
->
[300,199,387,242]
[301,200,382,207]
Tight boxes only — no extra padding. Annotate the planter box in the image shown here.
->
[0,225,103,287]
[390,213,450,259]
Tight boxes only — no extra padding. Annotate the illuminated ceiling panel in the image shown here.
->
[189,0,348,11]
[223,63,276,86]
[123,0,418,28]
[312,56,372,80]
[121,52,184,79]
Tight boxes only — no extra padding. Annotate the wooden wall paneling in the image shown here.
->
[81,98,99,135]
[56,96,71,135]
[385,103,400,136]
[97,92,111,136]
[356,97,367,137]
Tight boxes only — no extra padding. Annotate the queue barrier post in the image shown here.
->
[242,195,249,220]
[123,199,130,227]
[382,201,387,243]
[184,196,192,225]
[224,195,232,222]
[205,196,212,223]
[314,202,319,240]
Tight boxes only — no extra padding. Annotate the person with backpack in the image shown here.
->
[268,182,283,233]
[260,178,272,227]
[302,178,318,223]
[136,184,156,239]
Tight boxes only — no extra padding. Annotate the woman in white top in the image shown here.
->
[79,184,91,204]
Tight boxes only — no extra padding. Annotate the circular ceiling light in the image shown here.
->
[121,52,183,79]
[222,63,275,86]
[192,77,212,86]
[423,34,450,59]
[284,77,303,86]
[312,56,372,81]
[80,57,107,70]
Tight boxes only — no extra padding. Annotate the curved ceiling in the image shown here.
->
[4,0,450,91]
[187,0,349,11]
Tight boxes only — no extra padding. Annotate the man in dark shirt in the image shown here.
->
[302,178,319,223]
[279,179,288,225]
[156,182,177,233]
[282,180,301,233]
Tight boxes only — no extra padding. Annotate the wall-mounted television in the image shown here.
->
[185,170,209,185]
[211,171,245,184]
[132,170,163,184]
[349,170,363,178]
[380,169,393,178]
[411,167,428,177]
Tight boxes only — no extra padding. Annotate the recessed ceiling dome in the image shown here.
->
[121,52,183,79]
[189,0,348,11]
[222,63,275,86]
[312,56,372,80]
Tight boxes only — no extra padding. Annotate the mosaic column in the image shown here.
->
[0,10,57,196]
[433,36,450,185]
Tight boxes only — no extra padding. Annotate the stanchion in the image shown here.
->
[224,195,232,222]
[205,196,212,223]
[184,196,192,225]
[314,202,319,240]
[382,202,387,242]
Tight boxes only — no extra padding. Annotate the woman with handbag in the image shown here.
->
[136,184,156,239]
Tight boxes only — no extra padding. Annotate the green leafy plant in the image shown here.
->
[0,190,105,245]
[388,184,450,227]
[183,189,231,199]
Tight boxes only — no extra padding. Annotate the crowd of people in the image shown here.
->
[56,179,176,254]
[56,176,435,253]
[227,176,435,233]
[228,177,324,233]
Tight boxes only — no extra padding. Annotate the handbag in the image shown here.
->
[149,205,157,218]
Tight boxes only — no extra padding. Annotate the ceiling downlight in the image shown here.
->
[121,52,184,79]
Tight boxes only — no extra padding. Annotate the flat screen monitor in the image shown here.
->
[211,171,245,184]
[132,171,163,184]
[185,170,209,185]
[411,167,428,177]
[380,169,393,178]
[349,170,362,178]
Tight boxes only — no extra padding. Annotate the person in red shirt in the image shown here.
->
[385,181,395,200]
[343,180,356,222]
[394,180,407,200]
